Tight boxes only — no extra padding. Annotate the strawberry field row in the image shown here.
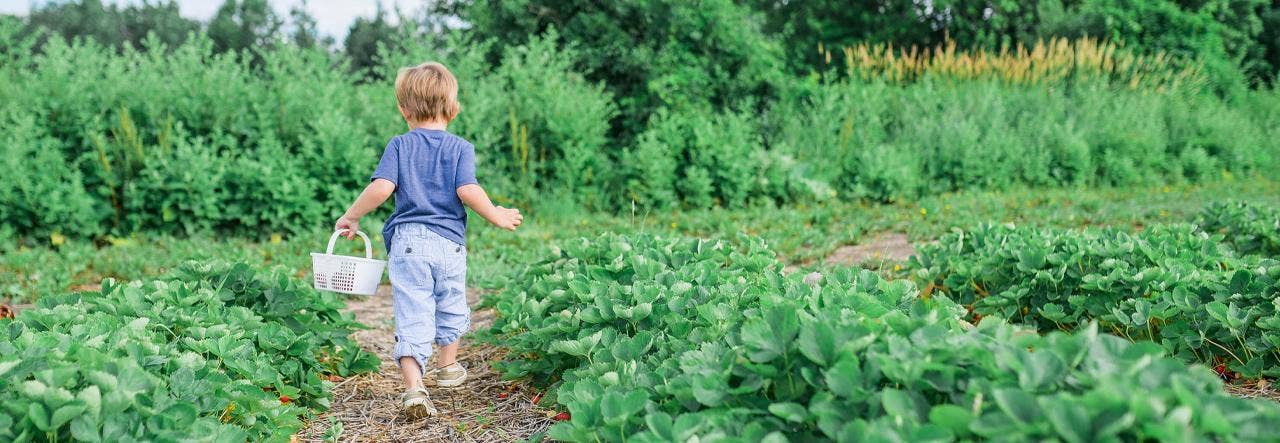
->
[486,234,1280,441]
[0,262,379,442]
[1196,201,1280,257]
[909,222,1280,378]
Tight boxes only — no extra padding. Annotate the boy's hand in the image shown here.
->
[492,206,523,231]
[335,216,360,239]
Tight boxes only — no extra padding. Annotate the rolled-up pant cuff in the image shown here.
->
[393,339,432,376]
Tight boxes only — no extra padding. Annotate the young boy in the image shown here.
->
[334,61,523,419]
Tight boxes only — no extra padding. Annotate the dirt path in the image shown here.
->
[299,286,554,442]
[824,233,916,266]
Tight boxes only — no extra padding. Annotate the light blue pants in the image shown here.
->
[388,224,470,376]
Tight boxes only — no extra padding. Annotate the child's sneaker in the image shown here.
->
[400,388,437,419]
[426,363,467,388]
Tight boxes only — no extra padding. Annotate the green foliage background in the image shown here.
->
[3,0,1280,241]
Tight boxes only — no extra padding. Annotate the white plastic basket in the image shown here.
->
[311,229,387,296]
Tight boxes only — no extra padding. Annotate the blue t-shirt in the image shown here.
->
[371,128,478,250]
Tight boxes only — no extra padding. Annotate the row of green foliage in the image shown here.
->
[8,180,1280,305]
[0,22,613,239]
[763,80,1278,202]
[908,222,1280,378]
[620,77,1280,207]
[450,0,1280,133]
[486,234,1280,441]
[0,262,379,442]
[1196,201,1280,257]
[6,15,1280,240]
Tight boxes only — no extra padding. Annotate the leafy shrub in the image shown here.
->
[769,78,1279,202]
[0,112,102,239]
[5,24,1280,236]
[620,107,810,208]
[448,0,784,136]
[0,262,378,442]
[488,234,1280,441]
[909,223,1280,377]
[0,31,618,238]
[1196,201,1280,257]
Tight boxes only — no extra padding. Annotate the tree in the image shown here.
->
[343,4,401,76]
[24,0,198,49]
[1260,1,1280,82]
[437,0,784,137]
[207,0,282,55]
[287,0,333,50]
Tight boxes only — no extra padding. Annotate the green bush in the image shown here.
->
[447,0,784,137]
[0,31,616,239]
[488,234,1280,441]
[909,223,1280,377]
[620,106,814,208]
[5,22,1280,237]
[0,262,378,442]
[0,112,102,240]
[770,78,1280,202]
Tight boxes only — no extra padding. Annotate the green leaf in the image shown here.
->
[645,412,673,440]
[0,360,19,378]
[992,388,1042,425]
[1043,399,1090,443]
[761,431,789,443]
[927,404,973,437]
[797,321,836,365]
[691,375,726,406]
[600,390,646,425]
[768,402,808,423]
[77,386,101,422]
[824,357,864,400]
[69,416,101,442]
[1018,350,1066,390]
[50,404,86,429]
[881,389,920,421]
[741,319,785,363]
[672,413,703,441]
[28,403,50,432]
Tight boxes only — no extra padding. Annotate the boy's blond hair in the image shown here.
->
[395,62,460,123]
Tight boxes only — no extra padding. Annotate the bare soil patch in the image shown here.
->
[824,233,916,266]
[299,286,553,442]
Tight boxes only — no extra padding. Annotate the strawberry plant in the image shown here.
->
[488,234,1280,441]
[910,223,1280,377]
[0,262,378,442]
[1196,201,1280,257]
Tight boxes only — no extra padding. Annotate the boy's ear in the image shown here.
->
[397,105,410,120]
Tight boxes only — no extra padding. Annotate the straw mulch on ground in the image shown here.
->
[1225,378,1280,404]
[298,286,554,442]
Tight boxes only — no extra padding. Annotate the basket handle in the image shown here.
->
[327,229,374,259]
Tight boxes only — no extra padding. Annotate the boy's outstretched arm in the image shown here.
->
[335,178,396,239]
[458,184,523,231]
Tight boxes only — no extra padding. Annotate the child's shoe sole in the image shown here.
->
[401,388,438,419]
[404,402,436,419]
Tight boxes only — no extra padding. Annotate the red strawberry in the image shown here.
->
[553,412,570,421]
[1214,364,1237,381]
[279,395,292,405]
[498,392,510,399]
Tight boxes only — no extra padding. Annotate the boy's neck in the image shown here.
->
[409,119,448,131]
